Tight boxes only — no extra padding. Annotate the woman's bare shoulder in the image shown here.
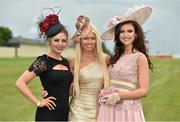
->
[68,57,75,66]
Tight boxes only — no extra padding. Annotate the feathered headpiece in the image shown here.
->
[37,6,62,38]
[70,15,91,44]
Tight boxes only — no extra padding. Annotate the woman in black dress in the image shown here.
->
[15,8,73,121]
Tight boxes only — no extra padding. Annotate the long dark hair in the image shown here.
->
[109,20,153,70]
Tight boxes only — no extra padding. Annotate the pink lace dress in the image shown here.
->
[97,52,145,122]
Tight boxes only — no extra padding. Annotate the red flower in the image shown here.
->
[38,14,60,37]
[45,14,59,25]
[39,21,49,32]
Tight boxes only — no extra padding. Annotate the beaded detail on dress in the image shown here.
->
[108,52,142,84]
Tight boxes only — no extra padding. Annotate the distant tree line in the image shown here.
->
[0,26,13,46]
[0,26,112,55]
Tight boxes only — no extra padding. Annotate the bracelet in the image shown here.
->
[37,101,41,107]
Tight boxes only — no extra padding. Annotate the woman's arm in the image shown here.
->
[15,70,56,110]
[68,57,75,72]
[68,57,75,96]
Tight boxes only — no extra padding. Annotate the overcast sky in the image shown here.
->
[0,0,180,54]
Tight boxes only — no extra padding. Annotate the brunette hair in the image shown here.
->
[109,20,153,70]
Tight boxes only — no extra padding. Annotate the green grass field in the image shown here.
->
[143,58,180,121]
[0,57,180,121]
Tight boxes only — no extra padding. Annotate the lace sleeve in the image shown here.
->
[28,58,46,76]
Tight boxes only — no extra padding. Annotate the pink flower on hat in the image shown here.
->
[107,16,122,28]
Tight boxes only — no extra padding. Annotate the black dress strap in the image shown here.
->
[61,56,70,70]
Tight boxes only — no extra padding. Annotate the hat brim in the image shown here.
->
[101,6,152,40]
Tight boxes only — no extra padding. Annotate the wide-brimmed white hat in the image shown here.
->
[101,5,152,40]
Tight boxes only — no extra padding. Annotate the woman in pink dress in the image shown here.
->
[97,5,154,122]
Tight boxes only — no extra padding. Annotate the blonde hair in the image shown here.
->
[73,26,109,96]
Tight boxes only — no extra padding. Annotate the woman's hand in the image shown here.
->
[38,96,57,110]
[41,89,48,98]
[105,93,120,105]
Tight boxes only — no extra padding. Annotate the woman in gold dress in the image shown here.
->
[68,15,109,122]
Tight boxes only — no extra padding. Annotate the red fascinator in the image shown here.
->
[37,6,62,38]
[39,14,59,33]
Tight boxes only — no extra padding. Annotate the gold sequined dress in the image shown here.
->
[69,59,104,122]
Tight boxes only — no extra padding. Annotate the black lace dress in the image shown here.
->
[28,54,73,121]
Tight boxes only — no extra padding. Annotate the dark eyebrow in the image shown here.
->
[127,29,133,31]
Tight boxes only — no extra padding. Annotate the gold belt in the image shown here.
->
[110,80,137,91]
